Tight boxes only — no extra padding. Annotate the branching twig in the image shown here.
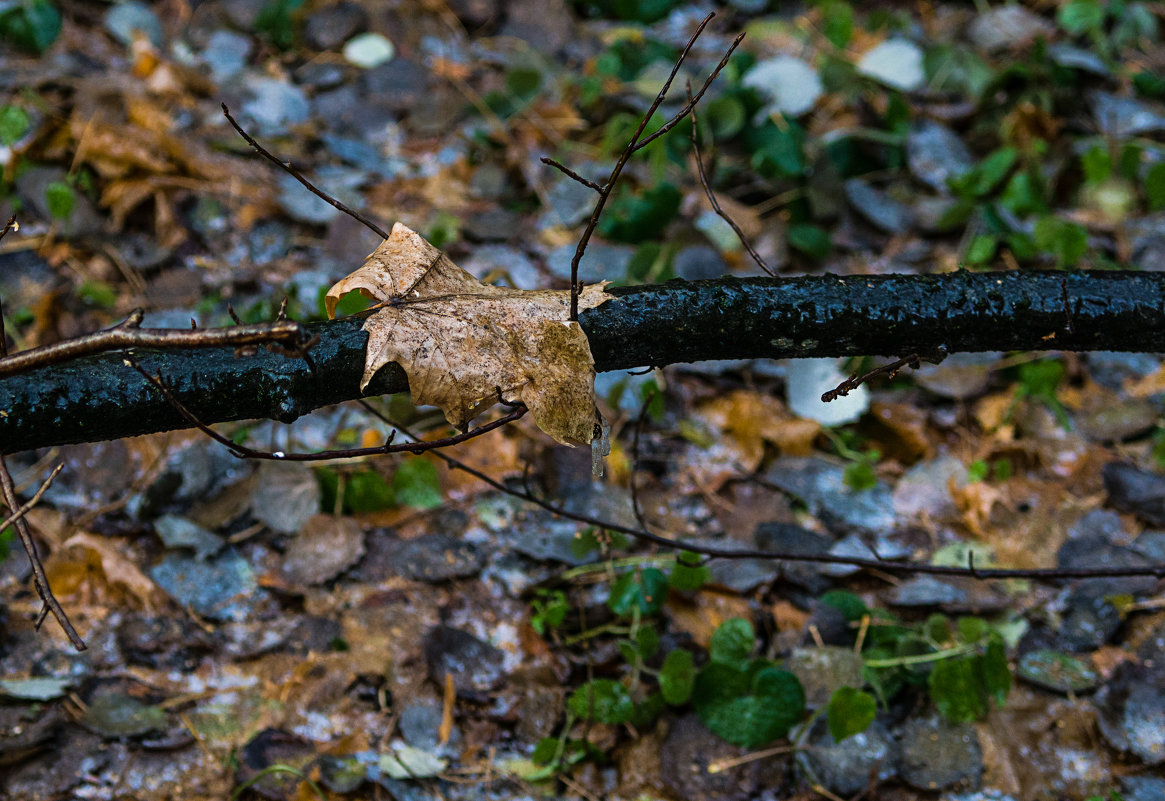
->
[821,352,946,403]
[358,402,1165,581]
[0,309,312,379]
[563,13,745,320]
[222,103,391,241]
[687,84,775,277]
[127,355,528,461]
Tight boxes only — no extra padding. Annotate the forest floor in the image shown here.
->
[1,0,1164,799]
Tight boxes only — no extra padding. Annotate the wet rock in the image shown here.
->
[252,462,321,535]
[1056,587,1122,651]
[281,515,365,585]
[247,219,292,265]
[898,715,983,791]
[241,77,310,134]
[1095,666,1165,764]
[915,352,1000,399]
[821,532,912,578]
[1048,43,1111,76]
[202,29,251,84]
[105,1,164,48]
[660,713,760,801]
[0,702,64,764]
[446,0,500,29]
[463,244,542,289]
[1,727,103,799]
[742,55,823,118]
[754,522,833,593]
[362,58,432,113]
[1017,649,1100,694]
[499,0,573,55]
[673,245,726,281]
[1121,776,1165,801]
[893,454,967,520]
[238,729,316,800]
[153,515,223,559]
[907,121,974,192]
[803,719,897,795]
[1087,351,1161,391]
[1103,461,1165,527]
[423,625,506,699]
[968,6,1054,51]
[1092,91,1165,139]
[344,32,394,68]
[1128,213,1165,272]
[857,39,925,91]
[786,358,870,426]
[379,533,485,582]
[844,179,914,234]
[764,457,897,535]
[539,174,598,228]
[463,206,522,242]
[295,60,346,89]
[786,646,864,708]
[150,548,258,622]
[548,241,633,283]
[890,575,968,607]
[1075,397,1158,442]
[82,691,167,738]
[399,697,461,752]
[15,165,105,237]
[304,1,368,50]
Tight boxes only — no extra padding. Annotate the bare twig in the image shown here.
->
[127,355,528,462]
[821,352,945,402]
[0,310,312,379]
[0,462,82,649]
[687,83,775,277]
[359,403,1165,581]
[222,103,391,241]
[540,158,603,192]
[564,13,745,320]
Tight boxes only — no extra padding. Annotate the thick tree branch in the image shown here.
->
[1,270,1163,453]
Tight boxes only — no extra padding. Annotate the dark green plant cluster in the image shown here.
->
[526,548,1014,776]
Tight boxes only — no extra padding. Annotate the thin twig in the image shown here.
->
[0,462,83,649]
[540,158,603,192]
[127,355,527,461]
[687,83,775,277]
[0,310,311,379]
[358,403,1165,581]
[221,103,391,241]
[821,352,944,402]
[629,387,656,533]
[565,13,744,320]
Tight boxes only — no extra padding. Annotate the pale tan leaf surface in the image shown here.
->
[326,223,612,445]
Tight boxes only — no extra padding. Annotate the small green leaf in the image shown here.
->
[956,616,989,644]
[971,147,1018,196]
[827,686,877,742]
[45,180,75,220]
[0,105,30,146]
[843,460,877,491]
[820,0,854,48]
[788,224,832,262]
[748,119,806,178]
[393,458,442,509]
[531,737,559,765]
[964,234,997,266]
[693,663,805,748]
[570,527,601,560]
[598,183,682,243]
[1017,649,1099,693]
[636,624,660,659]
[982,639,1011,704]
[659,649,695,705]
[1034,216,1088,267]
[0,0,61,53]
[1145,162,1165,212]
[78,280,118,309]
[929,656,989,723]
[668,560,708,591]
[1081,146,1112,185]
[820,590,868,623]
[568,679,635,724]
[608,568,668,616]
[1058,0,1105,36]
[343,470,395,514]
[966,460,988,483]
[708,618,754,668]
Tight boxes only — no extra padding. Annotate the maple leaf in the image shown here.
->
[326,223,612,446]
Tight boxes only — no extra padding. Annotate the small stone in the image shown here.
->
[1017,650,1100,694]
[247,219,291,265]
[673,245,726,281]
[380,533,485,582]
[1095,668,1165,765]
[660,713,760,801]
[743,56,823,118]
[281,515,365,585]
[890,576,968,607]
[1076,397,1158,442]
[150,549,259,622]
[786,358,869,426]
[1121,775,1165,801]
[105,1,164,48]
[803,719,898,795]
[83,692,167,738]
[547,242,633,283]
[764,457,897,535]
[399,698,461,752]
[423,625,506,699]
[786,646,864,708]
[892,454,967,520]
[1087,351,1162,391]
[844,179,914,233]
[1127,213,1165,272]
[1092,91,1165,139]
[304,1,368,51]
[914,352,1000,399]
[252,462,321,535]
[898,715,983,791]
[857,39,925,92]
[153,515,223,560]
[1103,461,1165,527]
[343,32,394,69]
[241,77,310,134]
[907,121,975,192]
[539,174,598,229]
[968,6,1054,52]
[754,522,833,593]
[1056,587,1123,651]
[361,58,432,113]
[1048,43,1111,76]
[202,30,251,84]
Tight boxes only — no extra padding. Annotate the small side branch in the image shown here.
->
[822,352,945,403]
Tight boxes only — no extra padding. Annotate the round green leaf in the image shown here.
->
[827,686,876,743]
[0,105,30,146]
[567,679,635,724]
[659,649,695,705]
[709,618,754,668]
[607,567,668,616]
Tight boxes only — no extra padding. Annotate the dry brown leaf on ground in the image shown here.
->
[326,223,612,445]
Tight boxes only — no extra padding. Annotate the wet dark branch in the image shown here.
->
[1,270,1164,453]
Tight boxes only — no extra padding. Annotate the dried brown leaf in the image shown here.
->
[326,223,612,445]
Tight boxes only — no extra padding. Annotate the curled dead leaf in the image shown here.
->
[326,223,612,446]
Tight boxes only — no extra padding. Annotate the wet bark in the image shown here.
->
[3,270,1164,453]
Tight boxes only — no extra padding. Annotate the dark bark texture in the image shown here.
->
[3,270,1164,453]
